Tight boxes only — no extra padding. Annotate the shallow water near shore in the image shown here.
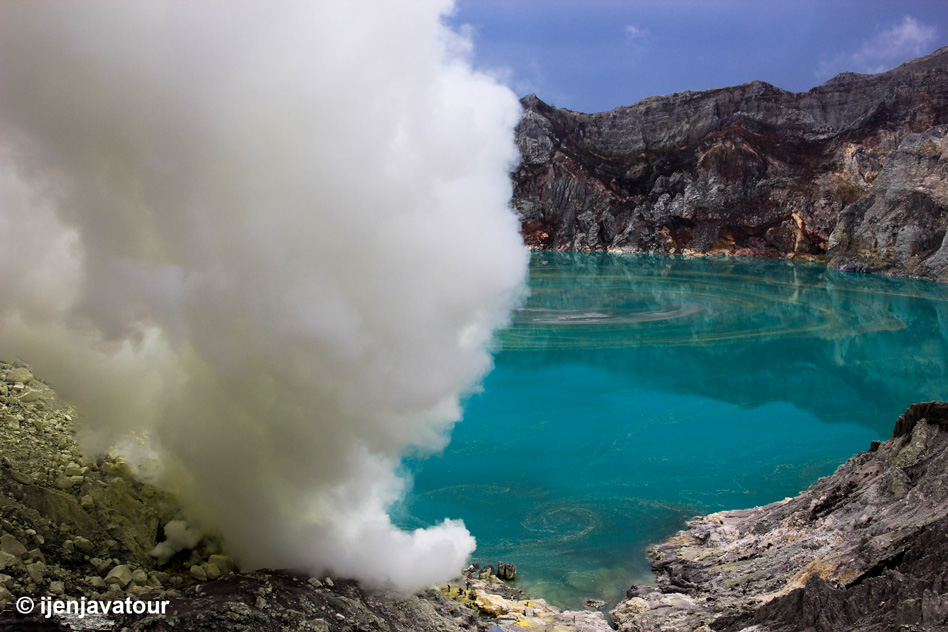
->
[394,252,948,610]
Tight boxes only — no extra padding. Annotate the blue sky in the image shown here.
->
[448,1,948,113]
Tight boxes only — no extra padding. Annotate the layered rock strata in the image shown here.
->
[828,125,948,281]
[513,47,948,281]
[612,401,948,632]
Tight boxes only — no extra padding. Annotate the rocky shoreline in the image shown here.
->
[611,402,948,632]
[3,361,948,631]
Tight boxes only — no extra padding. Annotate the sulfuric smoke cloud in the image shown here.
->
[0,1,527,591]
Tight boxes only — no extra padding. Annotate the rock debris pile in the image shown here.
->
[0,361,236,627]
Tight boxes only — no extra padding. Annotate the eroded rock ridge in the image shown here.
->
[513,47,948,281]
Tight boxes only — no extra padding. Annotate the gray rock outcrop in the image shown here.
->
[612,401,948,632]
[828,125,948,281]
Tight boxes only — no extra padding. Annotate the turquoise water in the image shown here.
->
[394,253,948,609]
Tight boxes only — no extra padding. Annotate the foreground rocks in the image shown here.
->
[8,358,948,631]
[0,360,610,631]
[441,565,611,632]
[0,360,237,629]
[513,46,948,281]
[612,401,948,632]
[0,363,184,599]
[110,566,611,632]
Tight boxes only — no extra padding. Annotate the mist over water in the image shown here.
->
[0,1,527,591]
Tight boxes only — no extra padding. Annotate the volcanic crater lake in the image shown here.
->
[394,252,948,609]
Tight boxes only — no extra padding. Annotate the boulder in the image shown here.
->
[208,554,237,574]
[190,564,208,582]
[55,474,83,490]
[204,562,221,581]
[105,564,133,588]
[0,551,20,571]
[5,368,33,384]
[472,590,516,617]
[25,548,45,564]
[496,561,517,581]
[131,568,149,585]
[25,561,45,583]
[18,389,42,403]
[73,536,94,553]
[0,534,28,559]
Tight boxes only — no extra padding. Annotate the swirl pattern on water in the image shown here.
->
[521,501,603,543]
[397,253,948,610]
[499,254,938,349]
[520,301,704,325]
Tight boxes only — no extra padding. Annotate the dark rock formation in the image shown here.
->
[111,571,480,632]
[512,47,948,275]
[828,125,948,281]
[612,401,948,632]
[495,562,517,581]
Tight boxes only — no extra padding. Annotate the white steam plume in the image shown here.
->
[151,520,203,566]
[0,1,527,591]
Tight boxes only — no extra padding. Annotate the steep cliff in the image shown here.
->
[828,125,948,281]
[513,47,948,274]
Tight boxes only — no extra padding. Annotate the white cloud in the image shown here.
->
[625,23,648,42]
[817,15,937,79]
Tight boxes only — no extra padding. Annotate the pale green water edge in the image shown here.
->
[394,252,948,610]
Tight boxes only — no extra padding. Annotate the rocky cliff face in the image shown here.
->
[513,47,948,280]
[828,125,948,281]
[612,401,948,632]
